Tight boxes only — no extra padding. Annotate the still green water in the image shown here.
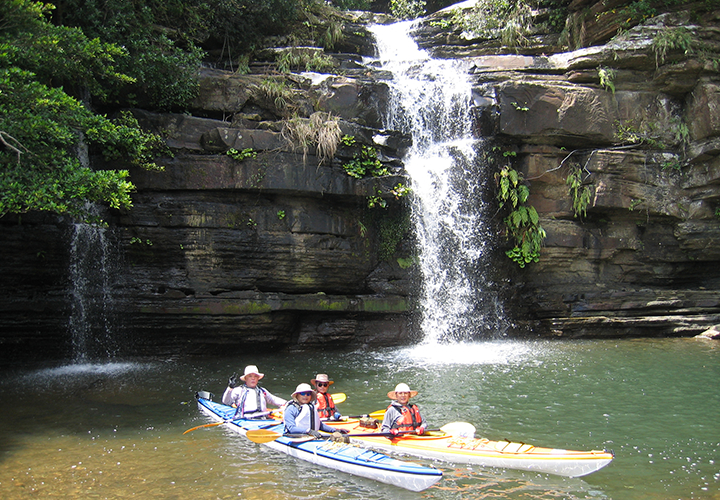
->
[0,338,718,499]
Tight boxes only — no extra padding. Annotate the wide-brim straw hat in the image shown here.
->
[387,382,418,400]
[310,373,334,386]
[291,383,317,401]
[240,365,264,381]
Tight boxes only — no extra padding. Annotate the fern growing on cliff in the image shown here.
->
[566,164,592,218]
[496,165,546,268]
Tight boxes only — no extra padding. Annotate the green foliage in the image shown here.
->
[390,0,426,20]
[341,136,390,179]
[367,192,388,209]
[495,164,546,268]
[0,2,168,221]
[377,210,411,262]
[277,48,336,74]
[456,0,533,48]
[566,164,592,218]
[598,66,616,94]
[53,0,204,110]
[330,0,372,9]
[653,26,693,67]
[277,210,286,219]
[226,148,257,161]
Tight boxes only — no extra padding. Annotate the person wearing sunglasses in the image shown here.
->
[311,373,342,421]
[381,383,427,436]
[283,383,346,438]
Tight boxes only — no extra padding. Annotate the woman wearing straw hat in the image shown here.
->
[311,373,342,421]
[380,383,427,435]
[221,365,286,418]
[283,383,344,438]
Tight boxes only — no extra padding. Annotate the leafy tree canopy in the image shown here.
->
[0,1,167,222]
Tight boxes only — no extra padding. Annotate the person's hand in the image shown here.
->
[333,412,342,420]
[336,428,349,434]
[228,373,239,388]
[307,429,323,439]
[416,426,426,435]
[390,429,400,436]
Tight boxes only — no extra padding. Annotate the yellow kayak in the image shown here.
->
[325,419,613,478]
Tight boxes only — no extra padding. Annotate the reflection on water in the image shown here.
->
[0,339,718,499]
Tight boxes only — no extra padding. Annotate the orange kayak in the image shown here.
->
[324,418,613,478]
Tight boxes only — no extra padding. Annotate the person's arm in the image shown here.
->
[380,407,399,433]
[221,387,235,406]
[263,389,287,408]
[283,405,304,434]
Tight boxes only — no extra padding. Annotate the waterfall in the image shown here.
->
[368,21,506,343]
[68,221,123,361]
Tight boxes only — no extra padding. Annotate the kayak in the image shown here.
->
[193,393,442,492]
[324,418,613,478]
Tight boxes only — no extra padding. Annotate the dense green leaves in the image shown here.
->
[495,164,545,268]
[0,1,167,221]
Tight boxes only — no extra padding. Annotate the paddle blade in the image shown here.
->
[331,393,346,404]
[369,409,386,419]
[246,429,282,443]
[183,420,225,434]
[440,421,476,438]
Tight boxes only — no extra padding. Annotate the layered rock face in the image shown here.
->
[2,3,720,362]
[414,4,720,337]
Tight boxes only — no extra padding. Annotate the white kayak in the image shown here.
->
[193,392,442,492]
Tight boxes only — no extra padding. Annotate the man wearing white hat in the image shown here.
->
[222,365,286,418]
[380,383,427,435]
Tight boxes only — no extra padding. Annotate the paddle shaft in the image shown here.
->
[343,429,440,438]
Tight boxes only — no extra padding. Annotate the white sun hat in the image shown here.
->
[240,365,264,381]
[387,382,418,399]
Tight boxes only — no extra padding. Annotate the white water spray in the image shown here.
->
[368,22,506,343]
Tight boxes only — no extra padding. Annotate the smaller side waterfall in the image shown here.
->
[368,22,507,342]
[68,221,123,361]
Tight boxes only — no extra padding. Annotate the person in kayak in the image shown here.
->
[311,373,342,421]
[381,383,427,435]
[284,383,347,438]
[222,365,286,419]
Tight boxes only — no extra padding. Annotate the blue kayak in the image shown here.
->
[193,392,442,492]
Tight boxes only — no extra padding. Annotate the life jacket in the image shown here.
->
[235,385,268,418]
[285,400,319,432]
[388,402,422,431]
[316,392,336,419]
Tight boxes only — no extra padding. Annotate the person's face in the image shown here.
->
[315,381,329,393]
[396,392,410,404]
[244,374,259,387]
[297,391,313,403]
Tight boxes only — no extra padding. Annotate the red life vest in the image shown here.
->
[388,403,422,431]
[316,392,336,419]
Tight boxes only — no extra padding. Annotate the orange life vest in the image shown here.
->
[316,392,336,419]
[388,403,422,431]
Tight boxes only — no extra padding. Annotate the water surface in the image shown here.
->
[0,338,718,499]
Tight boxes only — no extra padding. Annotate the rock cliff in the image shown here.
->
[2,1,720,361]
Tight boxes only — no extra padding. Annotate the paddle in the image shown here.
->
[246,428,443,444]
[347,409,386,419]
[183,410,273,434]
[330,393,347,404]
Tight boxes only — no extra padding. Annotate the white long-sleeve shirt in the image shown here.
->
[222,385,286,418]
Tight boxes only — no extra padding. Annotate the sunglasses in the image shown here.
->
[297,392,313,397]
[316,382,329,387]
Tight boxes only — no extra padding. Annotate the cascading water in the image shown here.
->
[68,220,122,361]
[368,21,507,343]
